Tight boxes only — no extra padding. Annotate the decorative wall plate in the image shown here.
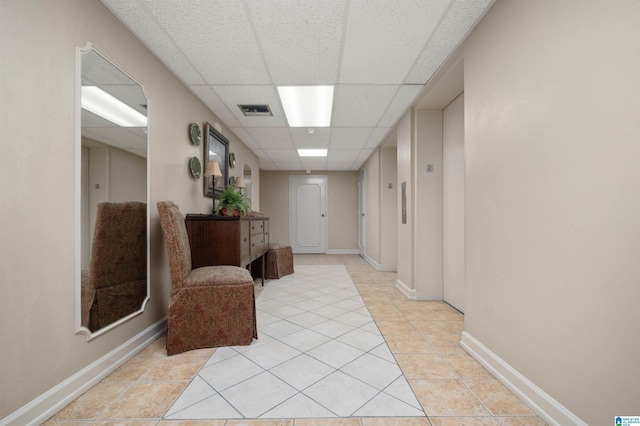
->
[189,123,201,146]
[228,175,236,186]
[229,152,236,168]
[189,156,202,178]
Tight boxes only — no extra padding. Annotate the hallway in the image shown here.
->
[46,255,545,425]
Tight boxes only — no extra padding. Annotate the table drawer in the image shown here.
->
[250,233,265,260]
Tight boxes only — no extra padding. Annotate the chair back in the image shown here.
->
[89,201,147,289]
[157,201,192,288]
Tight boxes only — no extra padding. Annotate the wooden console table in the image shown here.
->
[185,215,270,284]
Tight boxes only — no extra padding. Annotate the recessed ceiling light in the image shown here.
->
[81,86,147,127]
[298,149,327,157]
[278,86,333,127]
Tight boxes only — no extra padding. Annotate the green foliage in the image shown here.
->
[217,184,250,216]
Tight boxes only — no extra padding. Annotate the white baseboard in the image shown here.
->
[460,331,586,426]
[361,253,382,271]
[395,278,416,299]
[1,319,167,426]
[326,249,361,255]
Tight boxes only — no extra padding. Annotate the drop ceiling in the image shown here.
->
[101,0,493,171]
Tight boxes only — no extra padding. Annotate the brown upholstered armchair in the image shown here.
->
[81,202,147,332]
[157,201,257,355]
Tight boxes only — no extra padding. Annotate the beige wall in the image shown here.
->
[363,150,381,265]
[0,0,258,418]
[395,111,414,292]
[442,93,465,311]
[361,146,398,271]
[379,148,398,271]
[260,171,359,251]
[395,108,445,299]
[463,0,640,424]
[414,109,444,300]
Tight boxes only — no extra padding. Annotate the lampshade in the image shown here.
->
[234,177,246,188]
[204,160,222,177]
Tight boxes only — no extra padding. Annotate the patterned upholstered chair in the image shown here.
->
[81,202,147,332]
[157,201,257,355]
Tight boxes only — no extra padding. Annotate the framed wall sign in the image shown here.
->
[204,122,229,198]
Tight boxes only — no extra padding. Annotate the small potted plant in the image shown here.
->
[217,184,250,217]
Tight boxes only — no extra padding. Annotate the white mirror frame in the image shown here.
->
[75,43,150,340]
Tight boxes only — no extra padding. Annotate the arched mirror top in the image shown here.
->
[80,46,148,157]
[76,44,149,340]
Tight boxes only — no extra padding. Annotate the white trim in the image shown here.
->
[361,253,382,271]
[395,278,416,299]
[1,320,167,426]
[460,332,587,426]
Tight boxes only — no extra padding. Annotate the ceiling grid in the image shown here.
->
[101,0,493,171]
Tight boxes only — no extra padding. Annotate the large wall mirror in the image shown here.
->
[76,44,149,339]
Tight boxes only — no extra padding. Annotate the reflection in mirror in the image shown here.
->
[243,164,252,209]
[77,45,149,339]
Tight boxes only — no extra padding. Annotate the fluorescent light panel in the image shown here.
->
[298,149,327,157]
[81,86,147,127]
[278,85,333,127]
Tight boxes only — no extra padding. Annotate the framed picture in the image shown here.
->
[204,122,229,198]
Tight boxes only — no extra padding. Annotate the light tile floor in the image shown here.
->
[46,254,547,425]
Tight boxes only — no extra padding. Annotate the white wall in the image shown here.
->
[0,0,259,419]
[463,1,640,424]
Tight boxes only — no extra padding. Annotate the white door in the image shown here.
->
[289,175,327,253]
[443,93,466,312]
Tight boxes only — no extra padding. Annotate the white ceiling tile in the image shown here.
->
[340,0,451,84]
[332,85,399,127]
[189,85,242,128]
[246,127,293,149]
[356,149,375,163]
[253,149,272,161]
[230,127,260,149]
[378,85,424,127]
[212,85,286,127]
[328,149,362,163]
[405,0,493,84]
[290,128,331,149]
[262,148,300,163]
[143,0,270,85]
[326,162,355,171]
[276,161,304,171]
[365,127,392,149]
[258,161,279,170]
[102,0,495,172]
[299,160,328,170]
[247,0,346,85]
[101,0,206,85]
[329,128,374,149]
